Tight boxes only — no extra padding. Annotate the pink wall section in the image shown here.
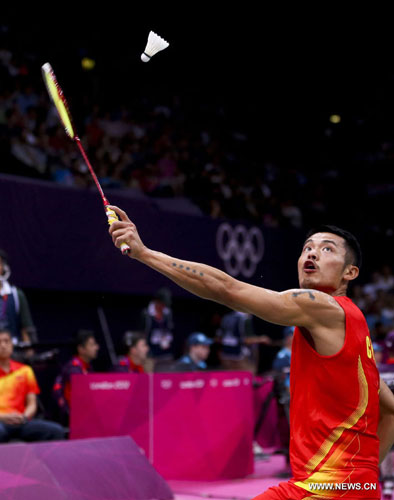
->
[70,372,254,480]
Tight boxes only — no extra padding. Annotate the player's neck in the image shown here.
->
[77,354,90,365]
[331,282,348,297]
[129,353,142,366]
[189,351,202,364]
[0,358,11,372]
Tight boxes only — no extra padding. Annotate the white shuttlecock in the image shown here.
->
[141,31,169,62]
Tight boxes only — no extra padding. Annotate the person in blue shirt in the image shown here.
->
[173,332,213,372]
[272,327,293,375]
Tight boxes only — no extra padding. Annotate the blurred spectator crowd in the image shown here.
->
[350,265,394,363]
[0,45,303,226]
[3,41,393,233]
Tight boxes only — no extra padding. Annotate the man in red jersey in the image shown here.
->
[108,207,394,500]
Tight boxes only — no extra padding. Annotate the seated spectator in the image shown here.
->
[217,310,253,371]
[371,321,388,349]
[0,328,65,443]
[216,310,271,373]
[114,331,149,373]
[373,342,384,369]
[375,344,394,499]
[363,272,384,301]
[141,287,174,371]
[53,330,99,423]
[173,332,212,372]
[382,294,394,323]
[272,327,293,374]
[271,326,294,473]
[384,331,394,367]
[351,284,368,312]
[379,265,394,292]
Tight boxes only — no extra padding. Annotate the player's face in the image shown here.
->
[132,339,149,363]
[297,232,356,293]
[79,337,99,362]
[0,258,4,277]
[193,344,210,361]
[0,333,13,360]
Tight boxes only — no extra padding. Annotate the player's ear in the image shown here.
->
[343,265,359,282]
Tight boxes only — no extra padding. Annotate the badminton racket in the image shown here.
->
[41,62,130,255]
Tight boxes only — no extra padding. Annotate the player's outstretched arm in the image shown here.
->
[378,378,394,464]
[108,206,343,330]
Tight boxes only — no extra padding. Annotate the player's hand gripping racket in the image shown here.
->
[41,62,130,255]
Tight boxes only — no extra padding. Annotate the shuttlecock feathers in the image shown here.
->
[141,31,169,62]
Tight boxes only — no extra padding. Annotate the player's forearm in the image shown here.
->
[377,413,394,464]
[136,249,306,324]
[137,248,236,306]
[23,400,37,420]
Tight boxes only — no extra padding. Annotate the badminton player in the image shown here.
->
[108,208,394,499]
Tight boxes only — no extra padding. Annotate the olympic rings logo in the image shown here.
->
[216,223,264,278]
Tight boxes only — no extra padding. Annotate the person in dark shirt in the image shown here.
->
[141,288,174,369]
[53,330,99,423]
[114,331,149,373]
[0,248,36,344]
[217,310,271,372]
[173,332,213,372]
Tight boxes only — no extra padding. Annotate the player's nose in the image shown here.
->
[307,250,318,260]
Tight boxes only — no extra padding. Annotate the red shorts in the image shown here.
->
[251,480,380,500]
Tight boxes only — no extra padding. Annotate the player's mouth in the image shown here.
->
[303,260,318,273]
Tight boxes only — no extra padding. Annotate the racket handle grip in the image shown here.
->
[105,207,131,255]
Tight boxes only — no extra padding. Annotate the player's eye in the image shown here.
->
[323,247,332,252]
[303,246,312,252]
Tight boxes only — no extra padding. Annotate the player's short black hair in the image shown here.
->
[123,331,145,351]
[74,329,96,351]
[0,328,12,338]
[305,225,362,269]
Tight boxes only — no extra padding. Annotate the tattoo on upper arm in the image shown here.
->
[172,262,204,276]
[292,290,316,301]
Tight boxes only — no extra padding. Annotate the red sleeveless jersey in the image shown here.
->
[289,296,380,498]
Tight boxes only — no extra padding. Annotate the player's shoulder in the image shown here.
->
[177,355,192,365]
[13,362,35,378]
[67,357,84,372]
[11,360,28,372]
[285,288,341,307]
[118,356,129,366]
[284,289,345,328]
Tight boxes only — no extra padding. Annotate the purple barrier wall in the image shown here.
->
[0,174,302,295]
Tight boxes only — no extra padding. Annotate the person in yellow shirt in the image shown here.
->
[0,328,65,442]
